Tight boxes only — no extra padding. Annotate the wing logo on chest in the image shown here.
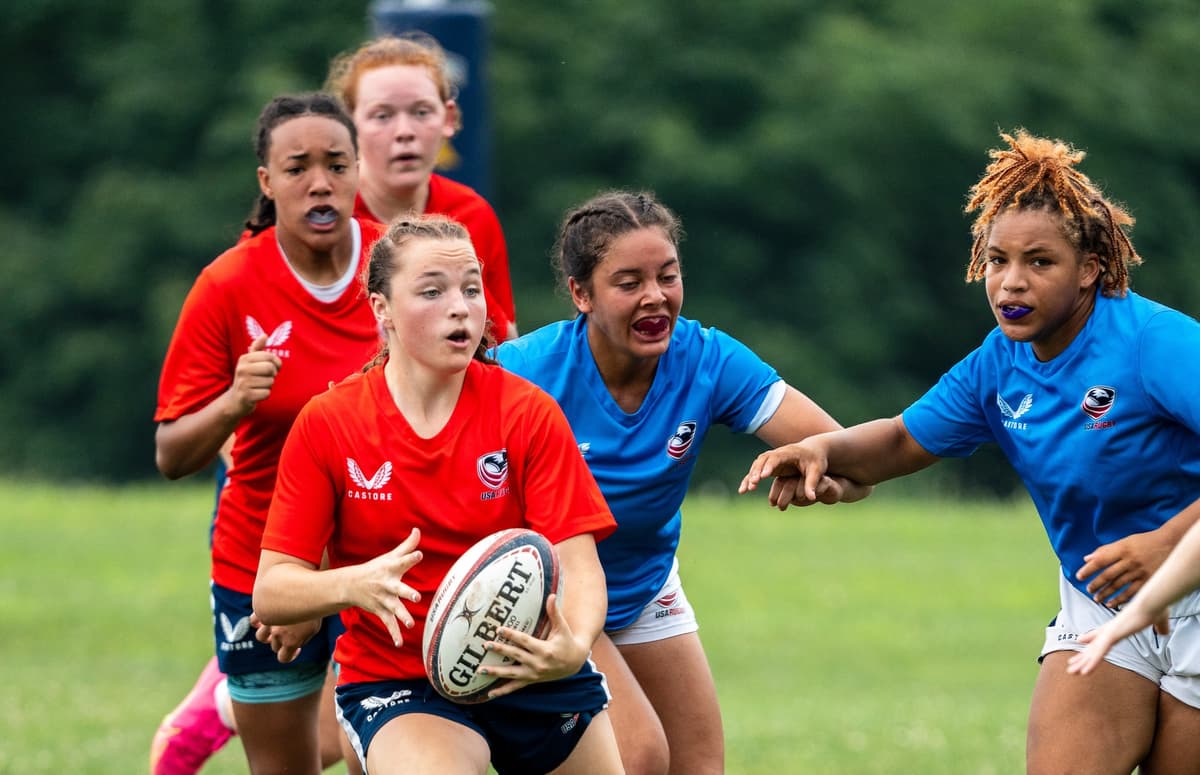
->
[996,393,1034,419]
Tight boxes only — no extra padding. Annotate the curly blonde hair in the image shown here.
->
[965,129,1141,296]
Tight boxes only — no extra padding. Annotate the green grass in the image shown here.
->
[1,481,1056,773]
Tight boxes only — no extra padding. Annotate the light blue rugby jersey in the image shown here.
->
[493,315,784,630]
[903,291,1200,600]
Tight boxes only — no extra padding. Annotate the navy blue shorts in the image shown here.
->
[209,581,344,676]
[336,662,609,774]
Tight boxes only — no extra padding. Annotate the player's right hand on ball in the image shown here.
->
[228,334,282,417]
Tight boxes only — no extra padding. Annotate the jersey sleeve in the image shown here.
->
[476,207,517,340]
[1140,309,1200,434]
[513,386,616,545]
[707,328,783,433]
[901,347,993,458]
[261,401,337,566]
[155,268,234,422]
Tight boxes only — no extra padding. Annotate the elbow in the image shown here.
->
[155,448,187,480]
[251,584,279,625]
[154,423,192,480]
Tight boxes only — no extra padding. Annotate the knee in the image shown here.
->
[620,736,669,775]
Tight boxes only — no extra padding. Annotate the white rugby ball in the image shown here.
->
[422,528,560,704]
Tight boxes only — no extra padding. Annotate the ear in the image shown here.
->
[1079,252,1102,289]
[442,100,460,139]
[369,292,393,330]
[567,276,592,315]
[256,166,273,200]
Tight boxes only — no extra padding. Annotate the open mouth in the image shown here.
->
[1000,305,1032,321]
[306,206,337,227]
[447,328,470,344]
[632,316,670,336]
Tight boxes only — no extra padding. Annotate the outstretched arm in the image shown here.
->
[740,416,938,509]
[752,385,873,504]
[253,528,424,648]
[1068,504,1200,675]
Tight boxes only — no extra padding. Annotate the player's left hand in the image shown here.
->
[481,593,587,699]
[1076,529,1175,608]
[251,612,321,664]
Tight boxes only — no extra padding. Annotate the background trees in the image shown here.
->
[4,0,1198,490]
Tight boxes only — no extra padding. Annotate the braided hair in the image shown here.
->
[554,190,684,298]
[964,129,1141,297]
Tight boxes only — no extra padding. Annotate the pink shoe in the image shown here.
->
[150,656,236,775]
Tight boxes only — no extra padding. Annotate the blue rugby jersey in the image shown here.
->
[903,291,1200,599]
[495,316,783,629]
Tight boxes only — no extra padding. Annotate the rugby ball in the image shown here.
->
[422,528,560,703]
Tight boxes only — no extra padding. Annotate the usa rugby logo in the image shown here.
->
[477,450,509,490]
[666,421,697,460]
[654,591,686,618]
[1081,386,1116,419]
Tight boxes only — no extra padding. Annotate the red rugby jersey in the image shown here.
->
[262,359,615,685]
[156,219,388,593]
[354,173,516,341]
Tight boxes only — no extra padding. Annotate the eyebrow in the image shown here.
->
[611,259,679,275]
[284,149,350,162]
[987,244,1056,256]
[416,266,482,280]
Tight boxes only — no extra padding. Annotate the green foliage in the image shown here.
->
[2,0,1198,484]
[1,0,369,479]
[2,481,1053,773]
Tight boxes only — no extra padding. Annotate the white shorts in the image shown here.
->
[607,558,699,647]
[1041,570,1200,708]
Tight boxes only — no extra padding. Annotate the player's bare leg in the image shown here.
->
[590,632,669,774]
[366,714,489,775]
[317,664,361,773]
[621,632,723,775]
[233,691,323,775]
[1027,651,1156,775]
[1139,689,1200,774]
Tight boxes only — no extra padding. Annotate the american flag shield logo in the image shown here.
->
[666,421,697,460]
[477,450,509,490]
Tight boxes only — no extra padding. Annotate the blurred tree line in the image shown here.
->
[3,0,1198,495]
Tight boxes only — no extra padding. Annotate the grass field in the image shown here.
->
[1,480,1057,773]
